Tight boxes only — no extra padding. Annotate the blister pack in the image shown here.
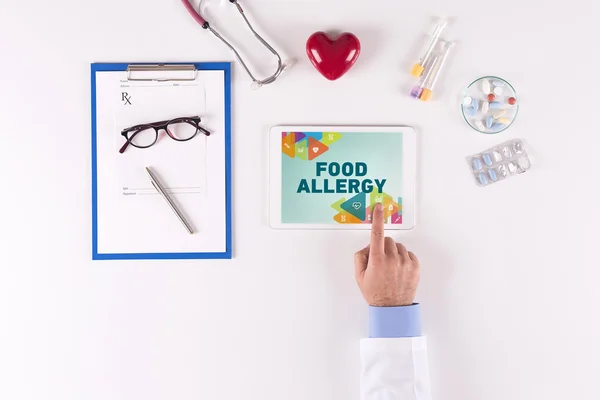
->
[467,139,531,186]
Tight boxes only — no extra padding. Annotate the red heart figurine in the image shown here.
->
[306,32,361,81]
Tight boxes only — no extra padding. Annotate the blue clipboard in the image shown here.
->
[91,62,232,260]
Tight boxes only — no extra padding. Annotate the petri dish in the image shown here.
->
[460,76,519,134]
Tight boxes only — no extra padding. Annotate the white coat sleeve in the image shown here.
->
[360,337,432,400]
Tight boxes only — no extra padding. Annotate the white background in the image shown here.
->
[1,0,599,399]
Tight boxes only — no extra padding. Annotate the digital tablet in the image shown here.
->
[269,126,416,230]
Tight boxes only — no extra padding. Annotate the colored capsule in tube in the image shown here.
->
[410,20,447,78]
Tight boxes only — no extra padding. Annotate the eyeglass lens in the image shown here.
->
[166,120,199,141]
[129,126,158,148]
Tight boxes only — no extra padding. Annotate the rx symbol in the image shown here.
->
[122,92,132,105]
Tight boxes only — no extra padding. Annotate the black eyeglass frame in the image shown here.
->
[119,116,210,154]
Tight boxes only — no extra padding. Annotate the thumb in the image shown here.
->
[354,245,370,281]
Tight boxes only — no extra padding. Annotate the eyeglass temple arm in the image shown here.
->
[119,135,132,154]
[196,125,211,136]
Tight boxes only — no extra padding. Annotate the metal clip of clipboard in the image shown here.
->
[126,64,198,82]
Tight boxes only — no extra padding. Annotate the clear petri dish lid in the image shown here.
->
[460,76,519,134]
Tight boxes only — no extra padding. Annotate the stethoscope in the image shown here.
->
[181,0,289,87]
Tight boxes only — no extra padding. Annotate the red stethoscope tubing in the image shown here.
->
[180,0,208,27]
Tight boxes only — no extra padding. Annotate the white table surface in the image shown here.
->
[1,1,599,399]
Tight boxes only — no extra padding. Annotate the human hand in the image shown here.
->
[354,203,420,307]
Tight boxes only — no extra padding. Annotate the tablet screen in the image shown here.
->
[271,126,415,229]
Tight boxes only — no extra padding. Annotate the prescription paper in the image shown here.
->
[114,81,208,197]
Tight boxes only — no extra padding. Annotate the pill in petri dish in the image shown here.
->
[478,172,489,185]
[502,146,512,158]
[482,153,493,166]
[488,168,498,181]
[474,119,486,131]
[517,156,531,170]
[465,106,476,116]
[463,96,473,106]
[482,101,489,114]
[513,141,524,153]
[496,117,511,125]
[486,116,493,129]
[493,86,504,95]
[472,157,483,171]
[489,102,503,109]
[508,97,517,105]
[493,109,507,119]
[498,164,509,177]
[472,98,480,111]
[508,162,518,173]
[492,151,503,162]
[492,80,505,87]
[482,79,491,94]
[487,93,496,102]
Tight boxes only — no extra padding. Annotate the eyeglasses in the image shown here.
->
[119,116,210,154]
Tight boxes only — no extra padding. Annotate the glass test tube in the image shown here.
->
[410,20,447,78]
[419,41,455,102]
[410,56,438,99]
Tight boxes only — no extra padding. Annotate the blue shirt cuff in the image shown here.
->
[369,304,422,338]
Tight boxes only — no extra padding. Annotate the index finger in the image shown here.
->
[370,203,385,254]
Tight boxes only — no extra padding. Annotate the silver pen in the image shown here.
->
[145,167,195,235]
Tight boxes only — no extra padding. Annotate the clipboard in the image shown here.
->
[91,62,232,260]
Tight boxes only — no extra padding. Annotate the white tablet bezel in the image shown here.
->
[269,126,417,230]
